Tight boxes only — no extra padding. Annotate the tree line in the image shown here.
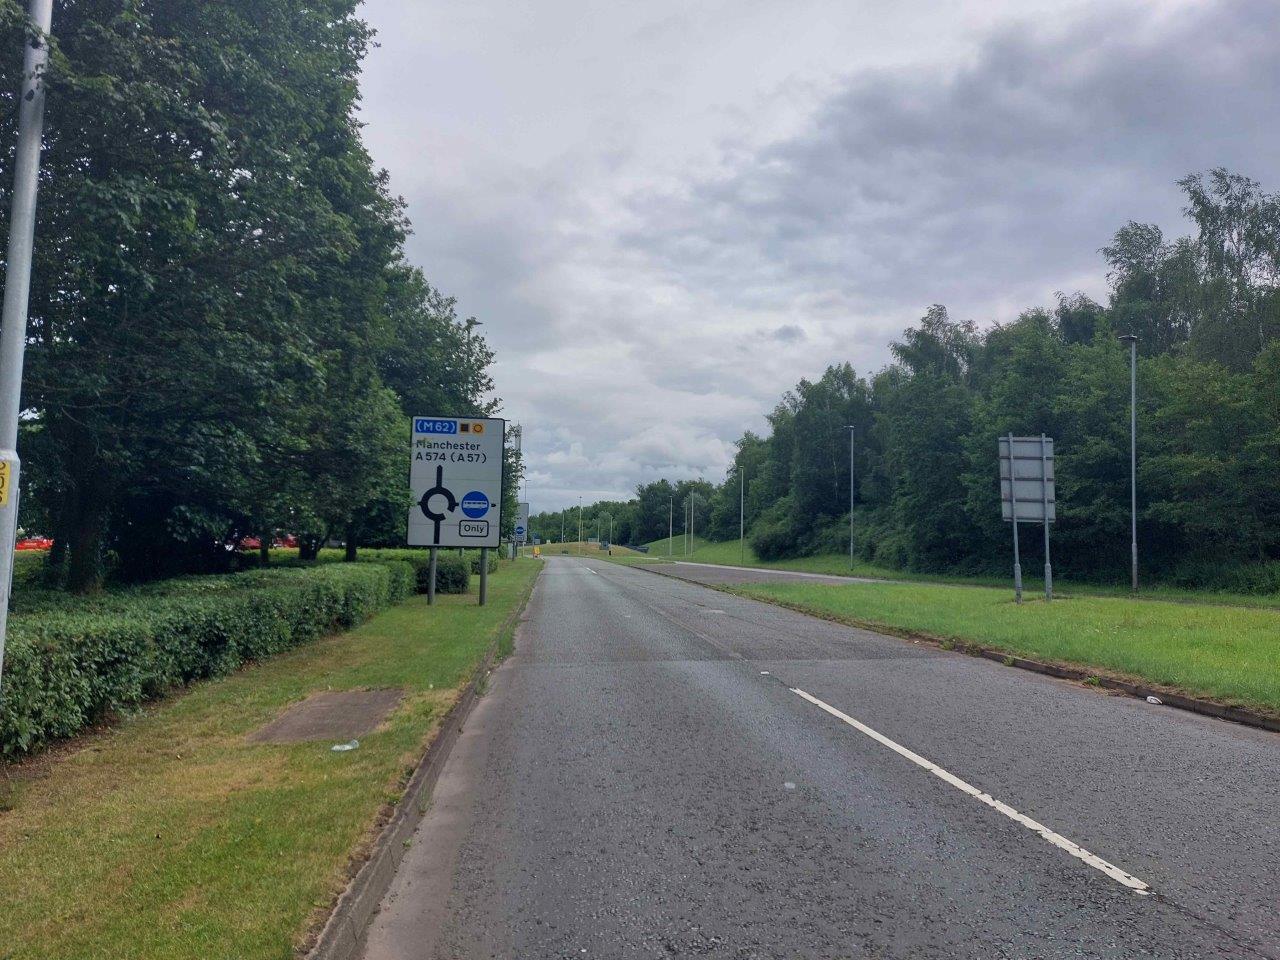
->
[0,1,517,591]
[540,170,1280,592]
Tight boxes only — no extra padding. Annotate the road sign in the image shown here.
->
[408,416,505,548]
[515,502,529,544]
[999,436,1055,522]
[998,434,1055,603]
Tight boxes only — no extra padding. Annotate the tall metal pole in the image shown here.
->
[1040,433,1052,601]
[577,497,582,555]
[478,547,488,605]
[561,509,565,543]
[738,468,744,566]
[846,424,856,570]
[1119,334,1139,593]
[668,497,673,557]
[427,548,438,605]
[0,0,54,689]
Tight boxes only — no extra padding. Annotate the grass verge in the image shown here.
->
[644,535,1280,610]
[733,579,1280,715]
[0,558,541,960]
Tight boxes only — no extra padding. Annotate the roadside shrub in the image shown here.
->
[435,554,471,593]
[358,548,472,594]
[470,550,499,575]
[0,561,413,758]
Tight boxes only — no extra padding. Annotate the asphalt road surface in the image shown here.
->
[361,556,1280,960]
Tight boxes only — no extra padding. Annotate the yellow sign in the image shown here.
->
[472,422,485,434]
[0,461,10,507]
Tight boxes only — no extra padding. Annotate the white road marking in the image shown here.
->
[789,687,1151,894]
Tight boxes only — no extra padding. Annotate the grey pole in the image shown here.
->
[689,494,695,555]
[738,468,744,566]
[1118,334,1139,593]
[668,497,672,556]
[478,547,488,605]
[1008,434,1023,604]
[560,509,565,543]
[0,0,54,689]
[577,497,582,555]
[846,424,856,571]
[427,547,438,605]
[1041,433,1052,601]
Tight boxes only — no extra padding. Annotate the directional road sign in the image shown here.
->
[515,501,529,544]
[408,416,505,548]
[999,435,1055,522]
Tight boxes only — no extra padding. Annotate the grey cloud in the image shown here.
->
[620,0,1280,325]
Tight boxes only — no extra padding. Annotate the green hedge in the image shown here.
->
[0,561,414,758]
[357,549,472,594]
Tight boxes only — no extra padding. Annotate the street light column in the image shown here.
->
[846,424,856,571]
[1119,334,1139,592]
[0,0,55,690]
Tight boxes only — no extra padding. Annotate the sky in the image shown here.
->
[356,0,1273,511]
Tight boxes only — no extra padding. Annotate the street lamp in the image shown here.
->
[738,466,746,566]
[464,318,483,406]
[845,424,856,570]
[577,496,583,556]
[0,0,54,692]
[1118,334,1139,592]
[668,496,673,557]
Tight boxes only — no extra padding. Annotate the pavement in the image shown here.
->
[359,556,1280,960]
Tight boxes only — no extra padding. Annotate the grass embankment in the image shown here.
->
[0,558,541,960]
[735,579,1280,714]
[538,541,642,558]
[643,535,1280,610]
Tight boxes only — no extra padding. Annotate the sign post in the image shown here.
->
[515,501,529,558]
[409,416,505,605]
[1000,435,1056,604]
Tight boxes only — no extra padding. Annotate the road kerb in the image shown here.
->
[304,564,542,960]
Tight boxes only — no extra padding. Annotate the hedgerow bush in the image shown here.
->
[357,549,472,594]
[0,560,414,758]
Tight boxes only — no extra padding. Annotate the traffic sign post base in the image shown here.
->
[479,547,488,606]
[427,547,438,605]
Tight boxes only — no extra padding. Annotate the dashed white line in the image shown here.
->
[789,686,1151,895]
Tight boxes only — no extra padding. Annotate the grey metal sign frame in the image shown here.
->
[999,434,1055,603]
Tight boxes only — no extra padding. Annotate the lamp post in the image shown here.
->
[845,424,856,570]
[668,496,673,557]
[739,467,745,566]
[0,0,54,692]
[577,496,583,556]
[1118,334,1139,593]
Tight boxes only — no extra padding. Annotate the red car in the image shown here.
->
[15,536,52,550]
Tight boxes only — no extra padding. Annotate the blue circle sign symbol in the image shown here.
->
[514,525,526,537]
[460,491,490,519]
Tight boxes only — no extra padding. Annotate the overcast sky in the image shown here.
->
[356,0,1271,511]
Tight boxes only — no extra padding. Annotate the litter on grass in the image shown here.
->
[331,740,360,752]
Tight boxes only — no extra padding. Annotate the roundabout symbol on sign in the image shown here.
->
[417,465,457,544]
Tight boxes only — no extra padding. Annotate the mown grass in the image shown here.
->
[538,540,642,558]
[735,579,1280,713]
[643,535,1280,611]
[0,559,541,960]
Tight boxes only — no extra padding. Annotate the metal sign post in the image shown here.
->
[1000,435,1056,604]
[408,416,505,606]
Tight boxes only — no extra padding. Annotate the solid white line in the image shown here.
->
[790,687,1151,894]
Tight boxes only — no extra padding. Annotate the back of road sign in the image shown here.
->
[999,435,1055,523]
[408,416,505,548]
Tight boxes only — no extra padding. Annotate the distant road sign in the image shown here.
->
[408,417,505,548]
[515,502,529,544]
[999,436,1055,522]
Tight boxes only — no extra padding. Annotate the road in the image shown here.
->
[360,556,1280,960]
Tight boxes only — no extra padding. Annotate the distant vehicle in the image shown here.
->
[15,536,52,551]
[234,534,300,551]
